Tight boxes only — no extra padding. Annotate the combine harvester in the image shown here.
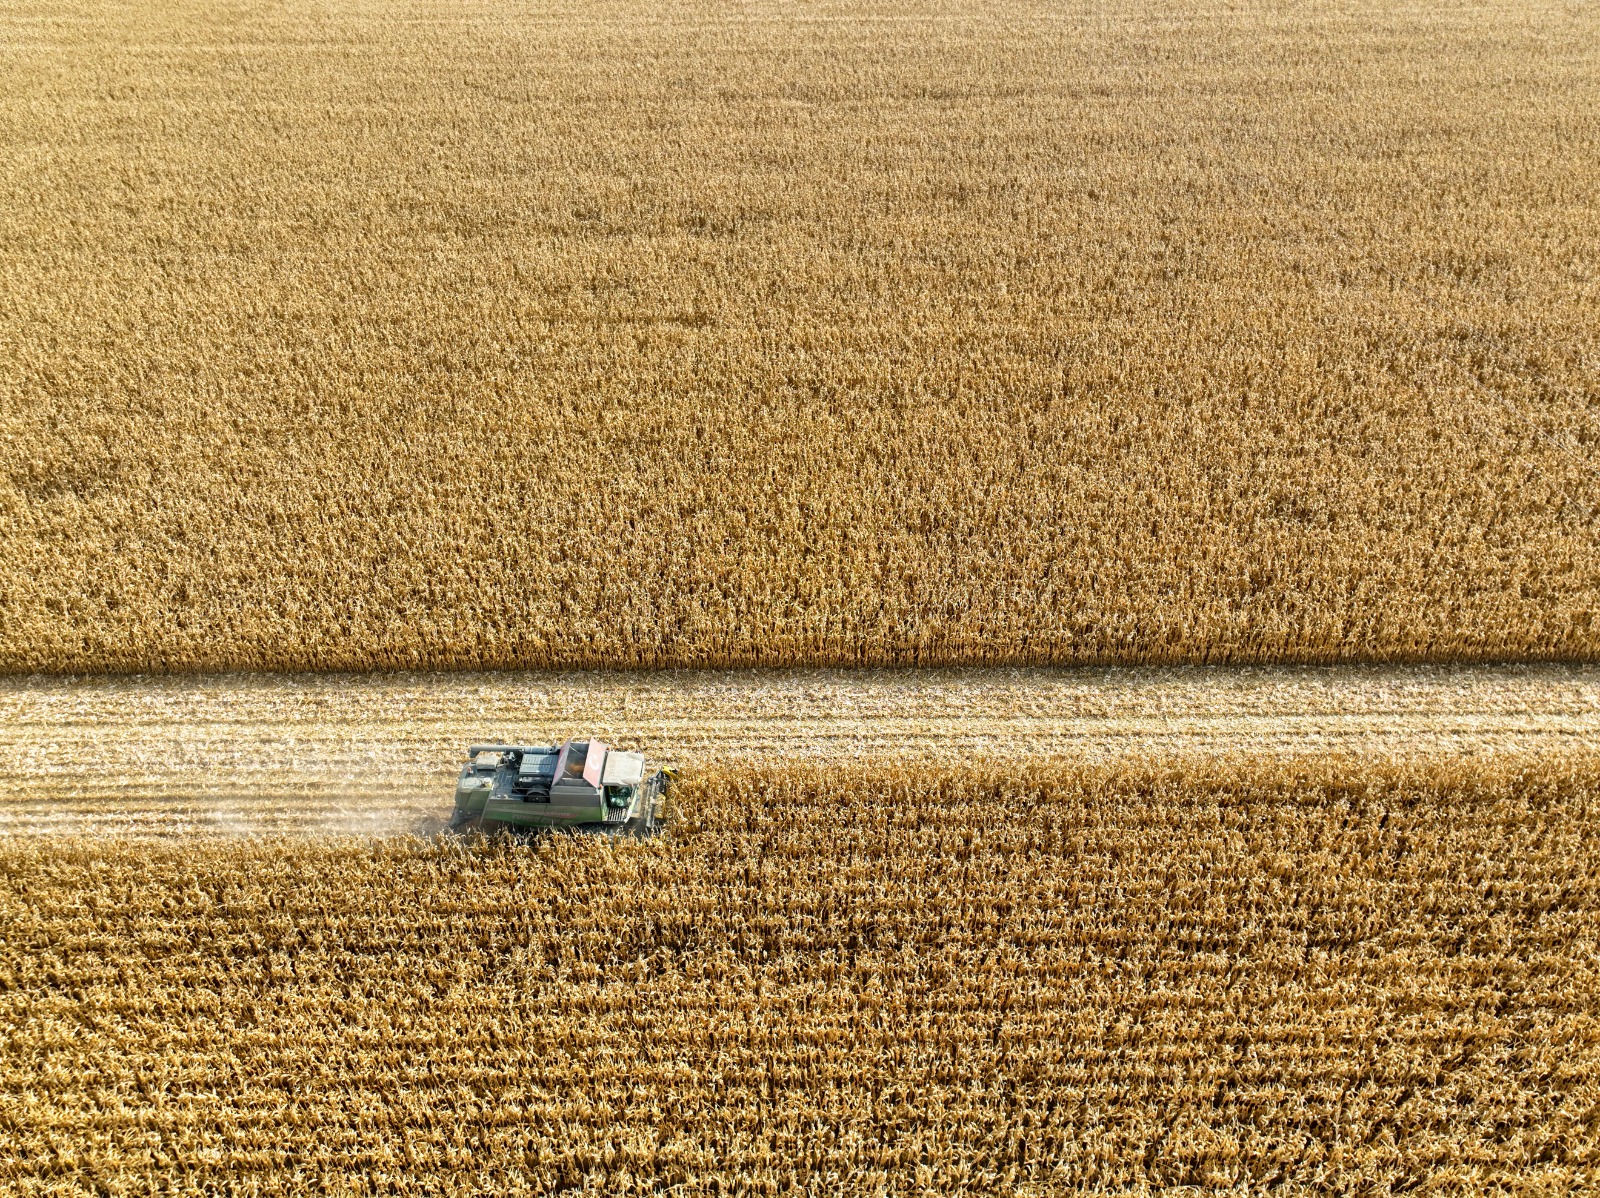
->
[449,739,670,838]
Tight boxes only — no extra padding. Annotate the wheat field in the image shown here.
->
[2,0,1598,672]
[3,759,1597,1193]
[7,1,1600,1187]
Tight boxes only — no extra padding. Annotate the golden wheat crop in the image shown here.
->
[2,0,1598,674]
[2,758,1597,1193]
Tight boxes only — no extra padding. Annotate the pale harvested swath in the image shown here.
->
[2,758,1597,1192]
[1,0,1598,673]
[2,663,1596,835]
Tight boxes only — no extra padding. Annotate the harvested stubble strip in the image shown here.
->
[2,757,1598,1194]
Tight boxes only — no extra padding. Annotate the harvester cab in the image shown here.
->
[450,738,669,837]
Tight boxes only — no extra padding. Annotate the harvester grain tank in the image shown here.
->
[450,738,668,836]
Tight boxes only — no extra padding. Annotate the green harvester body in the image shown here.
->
[451,739,667,837]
